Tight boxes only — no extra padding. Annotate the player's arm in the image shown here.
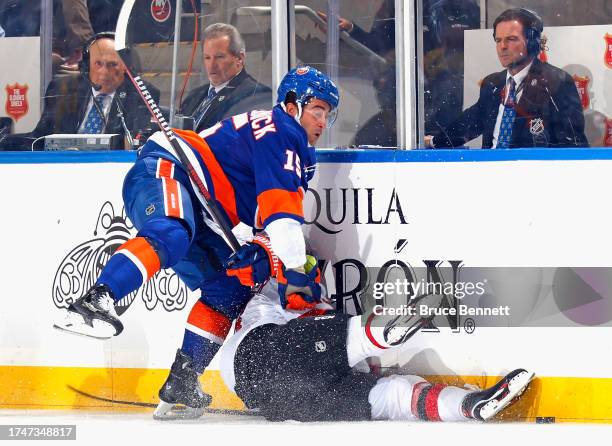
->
[226,128,320,308]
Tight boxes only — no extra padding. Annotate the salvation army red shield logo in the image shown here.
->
[5,83,28,121]
[151,0,171,23]
[605,34,612,69]
[572,75,590,109]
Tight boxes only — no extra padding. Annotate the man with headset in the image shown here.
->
[426,8,588,149]
[2,32,159,150]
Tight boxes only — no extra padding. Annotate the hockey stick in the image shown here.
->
[67,385,258,417]
[114,0,240,252]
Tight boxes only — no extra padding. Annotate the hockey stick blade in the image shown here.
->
[67,385,258,416]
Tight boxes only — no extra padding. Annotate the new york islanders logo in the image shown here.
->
[151,0,171,23]
[52,201,189,315]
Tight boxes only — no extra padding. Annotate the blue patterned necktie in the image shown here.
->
[497,78,517,149]
[193,88,217,128]
[81,93,108,134]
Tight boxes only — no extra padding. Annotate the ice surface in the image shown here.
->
[0,409,609,446]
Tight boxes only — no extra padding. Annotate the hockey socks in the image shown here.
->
[368,375,470,421]
[96,237,161,301]
[96,217,190,301]
[182,300,232,373]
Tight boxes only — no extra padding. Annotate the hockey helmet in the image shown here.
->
[277,66,340,128]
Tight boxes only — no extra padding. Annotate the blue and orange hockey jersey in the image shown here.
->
[139,104,315,231]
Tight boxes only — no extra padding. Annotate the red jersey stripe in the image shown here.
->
[162,177,183,218]
[364,313,387,350]
[156,158,174,179]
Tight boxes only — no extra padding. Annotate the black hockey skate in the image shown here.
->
[462,368,535,421]
[53,284,123,339]
[154,349,212,420]
[382,292,444,346]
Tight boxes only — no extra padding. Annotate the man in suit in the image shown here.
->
[2,33,159,150]
[180,23,271,133]
[426,8,588,149]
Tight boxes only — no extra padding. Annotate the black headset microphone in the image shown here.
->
[79,31,133,146]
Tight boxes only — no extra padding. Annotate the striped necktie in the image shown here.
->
[81,94,108,134]
[497,78,516,149]
[193,88,218,129]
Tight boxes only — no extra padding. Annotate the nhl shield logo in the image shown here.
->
[5,83,28,121]
[605,34,612,69]
[529,118,545,136]
[573,75,590,109]
[151,0,171,23]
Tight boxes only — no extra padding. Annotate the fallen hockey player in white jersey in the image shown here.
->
[155,278,534,422]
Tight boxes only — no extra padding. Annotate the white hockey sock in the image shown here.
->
[369,375,423,420]
[346,315,388,366]
[437,386,471,421]
[368,375,471,422]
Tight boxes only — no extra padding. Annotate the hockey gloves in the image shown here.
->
[277,255,322,311]
[225,236,279,287]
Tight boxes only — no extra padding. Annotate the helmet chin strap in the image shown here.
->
[280,101,304,126]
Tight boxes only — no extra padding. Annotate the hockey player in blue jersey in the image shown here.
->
[54,66,339,416]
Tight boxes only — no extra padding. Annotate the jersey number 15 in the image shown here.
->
[284,149,302,179]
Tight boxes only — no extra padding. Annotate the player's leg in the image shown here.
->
[233,312,534,422]
[370,369,534,421]
[54,157,197,339]
[155,240,252,420]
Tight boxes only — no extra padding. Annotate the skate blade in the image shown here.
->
[153,401,205,421]
[53,311,115,340]
[480,370,535,421]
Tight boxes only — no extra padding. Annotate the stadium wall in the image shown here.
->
[1,149,611,422]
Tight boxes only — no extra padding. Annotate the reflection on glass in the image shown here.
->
[422,0,479,143]
[423,0,610,149]
[0,0,274,151]
[296,0,396,149]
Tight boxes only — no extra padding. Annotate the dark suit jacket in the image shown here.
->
[2,74,160,150]
[432,59,589,148]
[180,69,272,132]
